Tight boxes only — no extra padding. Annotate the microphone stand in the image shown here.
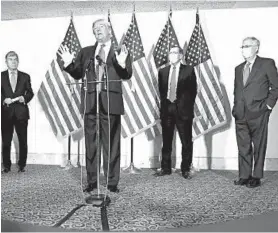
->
[58,58,123,231]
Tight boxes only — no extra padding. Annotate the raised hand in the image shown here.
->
[57,44,76,67]
[115,45,128,65]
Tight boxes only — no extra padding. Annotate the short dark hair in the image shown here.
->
[169,46,183,54]
[5,51,19,60]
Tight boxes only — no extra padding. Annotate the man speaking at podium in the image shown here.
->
[59,19,132,193]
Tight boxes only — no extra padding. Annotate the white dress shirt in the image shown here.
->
[94,40,112,69]
[8,69,18,90]
[246,55,257,72]
[167,62,181,100]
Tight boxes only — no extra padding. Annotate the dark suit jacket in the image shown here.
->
[1,70,34,120]
[64,43,132,115]
[158,63,197,120]
[232,56,278,120]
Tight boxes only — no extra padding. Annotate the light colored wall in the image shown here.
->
[1,7,278,170]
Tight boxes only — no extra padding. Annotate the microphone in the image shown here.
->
[96,55,106,65]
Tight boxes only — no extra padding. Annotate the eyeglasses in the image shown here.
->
[240,45,256,49]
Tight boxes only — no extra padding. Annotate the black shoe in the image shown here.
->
[2,168,10,173]
[153,170,172,177]
[18,167,26,172]
[246,178,261,188]
[83,183,97,193]
[108,185,119,193]
[181,171,192,179]
[234,178,250,186]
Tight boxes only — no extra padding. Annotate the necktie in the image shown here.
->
[96,44,105,80]
[10,71,17,92]
[169,66,177,102]
[243,62,251,86]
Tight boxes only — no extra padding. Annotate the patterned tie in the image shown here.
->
[96,44,105,79]
[169,66,177,102]
[243,62,251,86]
[10,71,17,92]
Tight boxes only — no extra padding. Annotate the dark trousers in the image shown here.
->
[235,110,270,179]
[1,116,28,169]
[161,102,193,173]
[84,103,121,187]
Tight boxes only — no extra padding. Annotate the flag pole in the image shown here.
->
[76,139,81,167]
[194,8,201,173]
[64,12,75,171]
[122,6,141,174]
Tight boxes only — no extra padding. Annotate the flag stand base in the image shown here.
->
[122,162,141,174]
[64,160,74,170]
[76,160,81,168]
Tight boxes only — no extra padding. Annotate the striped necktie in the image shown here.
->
[243,62,251,86]
[96,44,105,80]
[169,66,177,102]
[10,71,17,92]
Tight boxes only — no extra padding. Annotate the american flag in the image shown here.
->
[37,18,83,137]
[145,12,180,141]
[120,12,160,138]
[185,11,227,139]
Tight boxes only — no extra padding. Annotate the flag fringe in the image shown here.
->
[193,119,228,141]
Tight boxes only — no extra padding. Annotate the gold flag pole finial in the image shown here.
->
[169,3,172,17]
[70,11,73,21]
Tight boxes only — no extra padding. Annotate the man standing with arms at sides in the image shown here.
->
[1,51,34,173]
[233,37,278,188]
[58,19,132,193]
[154,46,197,179]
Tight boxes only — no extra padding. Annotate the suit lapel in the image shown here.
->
[177,64,185,83]
[14,71,21,93]
[106,43,115,65]
[164,66,171,93]
[244,56,261,88]
[89,44,97,78]
[4,70,14,93]
[237,63,245,89]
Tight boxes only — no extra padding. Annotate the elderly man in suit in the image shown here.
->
[1,51,34,173]
[59,19,132,193]
[154,46,197,179]
[233,37,278,188]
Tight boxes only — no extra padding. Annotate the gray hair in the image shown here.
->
[5,51,19,60]
[92,19,111,30]
[243,37,260,53]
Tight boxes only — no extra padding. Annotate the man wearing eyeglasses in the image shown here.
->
[154,46,197,179]
[233,37,278,188]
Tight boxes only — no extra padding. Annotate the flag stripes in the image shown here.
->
[39,82,67,136]
[37,89,58,136]
[38,18,83,137]
[185,11,227,139]
[120,13,159,138]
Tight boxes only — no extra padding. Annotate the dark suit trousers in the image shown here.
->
[84,101,121,187]
[1,116,28,169]
[161,102,193,173]
[235,110,270,179]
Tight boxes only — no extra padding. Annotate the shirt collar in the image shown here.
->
[8,69,18,76]
[99,40,111,48]
[246,55,257,66]
[171,61,181,69]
